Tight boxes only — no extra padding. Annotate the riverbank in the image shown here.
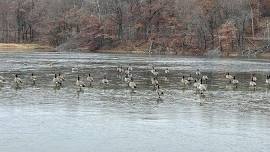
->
[97,47,270,59]
[1,43,270,59]
[0,43,54,52]
[95,40,270,58]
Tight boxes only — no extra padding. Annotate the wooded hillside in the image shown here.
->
[1,0,270,55]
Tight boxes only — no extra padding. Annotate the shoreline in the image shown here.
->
[1,43,270,59]
[84,48,270,59]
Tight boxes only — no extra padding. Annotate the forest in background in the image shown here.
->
[1,0,270,55]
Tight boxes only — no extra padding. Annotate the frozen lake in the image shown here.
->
[0,52,270,152]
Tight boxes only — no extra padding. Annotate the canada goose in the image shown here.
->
[129,78,137,89]
[196,69,201,76]
[53,74,61,87]
[197,79,207,94]
[72,67,79,73]
[150,66,158,75]
[128,64,133,71]
[124,74,130,82]
[151,77,159,86]
[226,73,233,79]
[202,75,208,81]
[181,76,190,85]
[249,78,257,87]
[102,76,109,85]
[226,73,233,82]
[0,76,5,86]
[151,77,155,85]
[116,66,121,72]
[156,84,164,98]
[117,66,124,73]
[128,73,133,78]
[151,66,155,71]
[87,74,94,86]
[120,66,124,73]
[232,76,239,85]
[30,73,37,85]
[164,76,168,81]
[14,74,23,86]
[187,74,194,82]
[151,69,159,76]
[165,68,169,74]
[0,75,5,81]
[76,76,85,87]
[266,75,270,85]
[58,73,65,81]
[251,74,257,82]
[193,79,200,88]
[125,68,130,75]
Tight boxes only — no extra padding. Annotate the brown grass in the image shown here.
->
[0,43,53,52]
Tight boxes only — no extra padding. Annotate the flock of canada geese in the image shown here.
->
[0,64,270,99]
